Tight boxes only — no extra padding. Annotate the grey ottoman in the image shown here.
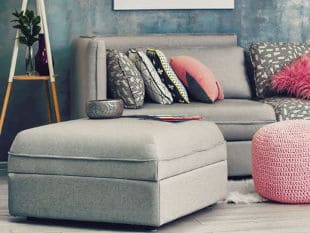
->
[8,118,227,227]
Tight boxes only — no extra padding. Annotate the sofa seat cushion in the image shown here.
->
[124,99,276,141]
[262,97,310,121]
[9,118,226,182]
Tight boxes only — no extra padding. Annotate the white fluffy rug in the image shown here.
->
[220,179,267,204]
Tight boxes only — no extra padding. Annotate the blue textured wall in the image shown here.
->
[0,0,309,161]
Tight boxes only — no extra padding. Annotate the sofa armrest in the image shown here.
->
[71,37,107,119]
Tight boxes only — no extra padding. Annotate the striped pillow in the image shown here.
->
[128,49,173,104]
[146,48,190,104]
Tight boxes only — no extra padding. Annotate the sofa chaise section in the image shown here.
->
[9,118,227,226]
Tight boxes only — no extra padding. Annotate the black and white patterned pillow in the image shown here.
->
[249,42,310,99]
[107,49,145,109]
[262,97,310,121]
[146,48,190,104]
[127,49,173,105]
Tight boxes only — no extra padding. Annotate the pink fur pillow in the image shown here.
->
[272,53,310,99]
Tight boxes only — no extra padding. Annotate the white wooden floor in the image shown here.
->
[1,176,310,233]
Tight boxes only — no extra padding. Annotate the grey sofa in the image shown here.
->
[72,34,277,177]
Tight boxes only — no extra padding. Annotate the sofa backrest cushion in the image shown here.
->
[162,47,252,99]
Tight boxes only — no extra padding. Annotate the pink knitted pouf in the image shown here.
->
[252,120,310,204]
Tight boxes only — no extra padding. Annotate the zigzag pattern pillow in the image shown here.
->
[107,49,145,109]
[250,42,310,98]
[146,48,190,104]
[128,49,173,104]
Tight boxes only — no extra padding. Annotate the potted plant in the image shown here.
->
[11,9,41,75]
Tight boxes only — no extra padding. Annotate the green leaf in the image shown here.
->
[12,8,41,44]
[20,26,31,37]
[20,15,28,25]
[28,37,38,46]
[13,25,22,29]
[25,9,34,21]
[18,36,28,45]
[12,10,21,18]
[32,16,41,25]
[32,25,41,36]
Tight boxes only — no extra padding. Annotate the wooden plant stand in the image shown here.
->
[0,0,61,134]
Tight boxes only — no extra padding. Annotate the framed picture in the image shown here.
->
[114,0,235,10]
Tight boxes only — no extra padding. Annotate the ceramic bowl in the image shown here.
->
[86,99,124,119]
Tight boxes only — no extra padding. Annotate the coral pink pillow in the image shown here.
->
[272,53,310,99]
[170,56,224,103]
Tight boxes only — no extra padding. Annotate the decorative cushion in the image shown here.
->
[272,53,310,99]
[249,42,310,98]
[252,120,310,204]
[262,97,310,121]
[146,48,190,104]
[170,56,224,103]
[127,49,173,104]
[107,49,145,109]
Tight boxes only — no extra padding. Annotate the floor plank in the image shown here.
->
[0,176,309,233]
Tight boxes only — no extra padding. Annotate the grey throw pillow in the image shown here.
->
[128,49,173,105]
[249,42,310,99]
[107,49,145,109]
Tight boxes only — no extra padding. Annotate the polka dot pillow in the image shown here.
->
[146,48,190,104]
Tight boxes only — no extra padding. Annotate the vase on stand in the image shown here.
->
[35,33,49,75]
[25,45,35,75]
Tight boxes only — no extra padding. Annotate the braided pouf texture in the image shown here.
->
[252,120,310,204]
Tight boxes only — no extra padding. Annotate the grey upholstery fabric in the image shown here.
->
[71,38,107,119]
[227,141,252,176]
[9,118,226,181]
[9,173,160,226]
[71,34,264,177]
[72,34,238,119]
[159,161,227,224]
[124,99,276,141]
[163,47,252,99]
[262,97,310,121]
[9,161,227,226]
[95,34,237,51]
